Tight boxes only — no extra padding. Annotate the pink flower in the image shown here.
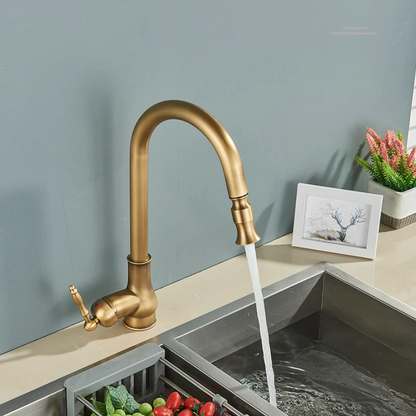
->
[367,127,382,146]
[394,137,405,157]
[407,147,416,168]
[379,141,389,163]
[366,134,378,155]
[385,130,396,150]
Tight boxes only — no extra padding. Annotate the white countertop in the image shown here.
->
[1,223,415,404]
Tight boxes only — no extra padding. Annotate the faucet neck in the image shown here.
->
[129,100,249,262]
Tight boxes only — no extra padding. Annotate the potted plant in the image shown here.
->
[355,127,416,229]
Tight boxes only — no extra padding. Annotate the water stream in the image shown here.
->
[244,243,277,407]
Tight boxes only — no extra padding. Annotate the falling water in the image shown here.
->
[244,243,277,407]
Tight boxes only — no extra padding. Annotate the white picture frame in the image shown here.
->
[292,183,383,259]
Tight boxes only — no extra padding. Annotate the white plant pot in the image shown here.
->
[367,178,416,229]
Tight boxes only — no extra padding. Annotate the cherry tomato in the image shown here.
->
[199,402,215,416]
[166,392,181,411]
[177,410,193,416]
[184,397,200,411]
[153,407,173,416]
[179,400,185,409]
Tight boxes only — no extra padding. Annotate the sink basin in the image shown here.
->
[160,262,416,415]
[2,262,416,416]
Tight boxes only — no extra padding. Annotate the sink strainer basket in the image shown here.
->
[64,343,245,416]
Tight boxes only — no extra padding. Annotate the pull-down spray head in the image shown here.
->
[231,195,261,246]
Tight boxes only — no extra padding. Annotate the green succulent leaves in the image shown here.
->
[356,154,416,192]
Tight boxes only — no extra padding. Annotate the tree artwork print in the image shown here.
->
[303,196,371,248]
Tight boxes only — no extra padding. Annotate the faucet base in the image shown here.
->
[125,254,158,331]
[123,314,157,331]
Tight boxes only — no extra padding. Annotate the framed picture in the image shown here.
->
[292,183,383,259]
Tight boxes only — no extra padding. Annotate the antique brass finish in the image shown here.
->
[124,255,157,331]
[231,195,261,245]
[129,100,257,262]
[69,285,99,331]
[70,100,260,332]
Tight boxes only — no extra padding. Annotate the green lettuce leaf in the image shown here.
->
[105,391,115,416]
[91,398,107,416]
[124,394,141,414]
[106,385,128,410]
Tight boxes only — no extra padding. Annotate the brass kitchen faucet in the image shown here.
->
[70,100,260,331]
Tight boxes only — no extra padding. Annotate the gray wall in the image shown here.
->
[1,1,415,354]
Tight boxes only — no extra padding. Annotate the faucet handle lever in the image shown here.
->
[69,285,99,331]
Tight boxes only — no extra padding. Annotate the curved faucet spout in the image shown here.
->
[130,100,259,262]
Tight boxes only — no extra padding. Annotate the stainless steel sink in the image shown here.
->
[159,262,416,415]
[2,262,416,416]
